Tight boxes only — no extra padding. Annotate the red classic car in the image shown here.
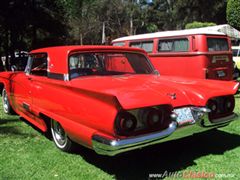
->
[0,46,239,156]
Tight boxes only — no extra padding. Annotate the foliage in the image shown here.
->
[146,23,158,33]
[64,0,147,44]
[141,0,175,31]
[227,0,240,30]
[0,0,228,69]
[171,0,226,29]
[185,21,216,29]
[0,0,70,69]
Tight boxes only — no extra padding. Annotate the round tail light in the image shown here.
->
[115,112,137,135]
[223,96,235,113]
[140,108,164,128]
[207,99,218,118]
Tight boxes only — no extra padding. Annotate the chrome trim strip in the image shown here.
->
[191,107,211,113]
[199,113,238,127]
[92,121,177,156]
[92,112,238,156]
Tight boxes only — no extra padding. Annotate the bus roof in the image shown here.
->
[112,28,226,42]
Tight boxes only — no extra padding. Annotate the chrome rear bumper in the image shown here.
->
[92,113,238,156]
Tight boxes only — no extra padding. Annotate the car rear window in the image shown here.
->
[68,52,154,79]
[207,38,229,51]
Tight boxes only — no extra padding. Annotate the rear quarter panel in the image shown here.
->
[30,78,120,147]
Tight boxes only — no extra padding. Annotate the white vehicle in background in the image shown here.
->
[232,46,240,79]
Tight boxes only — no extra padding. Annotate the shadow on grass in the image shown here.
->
[0,125,37,138]
[0,118,37,138]
[1,116,240,179]
[0,119,19,125]
[74,129,240,179]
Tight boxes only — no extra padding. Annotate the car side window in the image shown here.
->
[28,53,48,76]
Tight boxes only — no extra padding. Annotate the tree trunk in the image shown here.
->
[79,27,83,45]
[130,15,133,35]
[102,21,106,44]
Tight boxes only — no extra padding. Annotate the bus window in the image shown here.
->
[112,42,125,46]
[207,38,229,51]
[158,39,189,52]
[130,41,153,53]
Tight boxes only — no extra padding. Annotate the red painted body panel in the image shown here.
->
[0,46,239,150]
[69,75,238,108]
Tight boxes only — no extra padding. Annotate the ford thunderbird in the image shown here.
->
[0,46,239,156]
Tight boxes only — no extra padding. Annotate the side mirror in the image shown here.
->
[11,65,17,72]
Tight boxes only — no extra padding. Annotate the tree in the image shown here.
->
[227,0,240,30]
[0,0,30,69]
[142,0,175,31]
[63,0,147,44]
[0,0,70,69]
[172,0,226,29]
[185,21,216,29]
[28,0,69,48]
[0,0,230,64]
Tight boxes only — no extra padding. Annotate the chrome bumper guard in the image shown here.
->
[92,110,238,156]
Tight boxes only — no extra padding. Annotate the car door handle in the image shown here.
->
[28,77,32,80]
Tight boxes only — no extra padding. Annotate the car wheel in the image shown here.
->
[2,88,14,115]
[51,120,75,152]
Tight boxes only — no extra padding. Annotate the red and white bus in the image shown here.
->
[112,29,234,80]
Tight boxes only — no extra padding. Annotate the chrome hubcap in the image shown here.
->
[52,121,67,147]
[2,90,9,113]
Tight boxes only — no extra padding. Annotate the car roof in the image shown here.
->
[30,45,147,54]
[29,45,148,75]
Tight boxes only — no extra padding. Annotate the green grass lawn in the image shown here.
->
[0,95,240,180]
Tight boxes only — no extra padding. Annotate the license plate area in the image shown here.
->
[173,107,195,126]
[217,70,226,77]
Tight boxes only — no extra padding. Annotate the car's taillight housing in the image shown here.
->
[207,95,235,122]
[115,112,137,136]
[114,105,173,136]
